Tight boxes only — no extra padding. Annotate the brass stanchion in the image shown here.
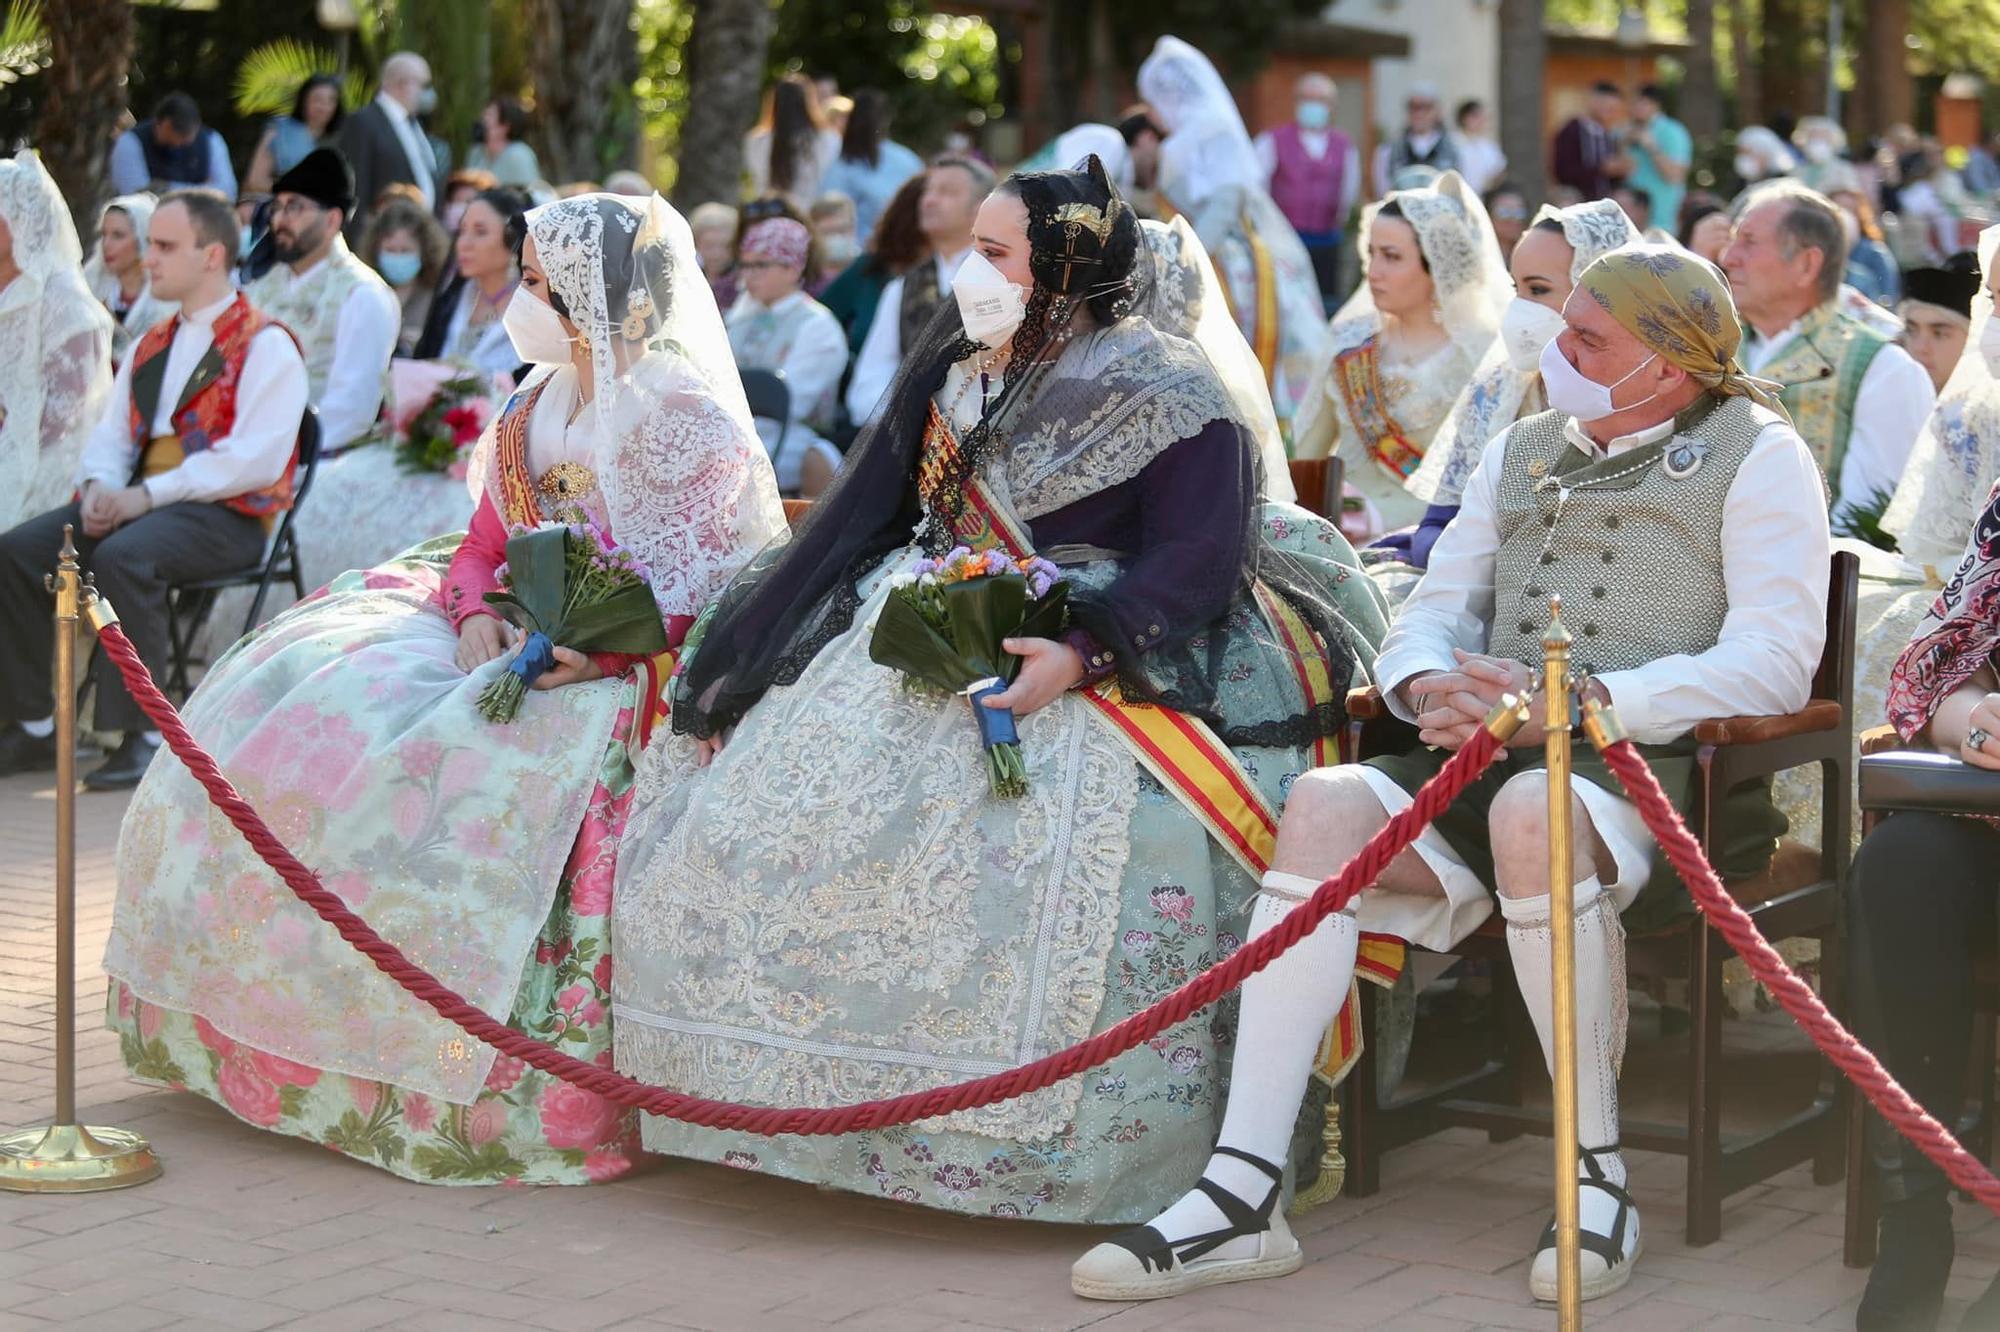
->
[1543,598,1582,1329]
[0,527,161,1193]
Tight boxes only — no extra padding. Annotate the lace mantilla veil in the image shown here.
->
[1331,169,1512,362]
[1882,222,2000,574]
[1410,197,1642,505]
[465,192,785,620]
[0,149,112,519]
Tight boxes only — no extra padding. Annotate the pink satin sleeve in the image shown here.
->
[440,493,508,631]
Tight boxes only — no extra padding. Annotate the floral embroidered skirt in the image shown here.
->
[104,542,646,1185]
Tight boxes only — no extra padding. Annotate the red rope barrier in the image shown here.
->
[96,621,1505,1137]
[1595,736,2000,1215]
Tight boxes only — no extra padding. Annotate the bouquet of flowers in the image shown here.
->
[475,522,668,723]
[869,546,1068,797]
[388,360,511,478]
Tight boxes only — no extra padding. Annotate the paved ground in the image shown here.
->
[3,764,1997,1330]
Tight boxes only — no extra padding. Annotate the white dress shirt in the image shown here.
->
[375,92,436,208]
[77,293,310,508]
[255,254,402,453]
[1455,135,1509,194]
[1741,315,1936,529]
[1252,129,1364,224]
[1376,410,1832,746]
[844,247,973,428]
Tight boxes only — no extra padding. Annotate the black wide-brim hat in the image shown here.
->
[273,147,357,218]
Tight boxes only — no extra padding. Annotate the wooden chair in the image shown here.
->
[1334,550,1859,1245]
[1841,725,2000,1266]
[1286,456,1345,521]
[781,497,813,527]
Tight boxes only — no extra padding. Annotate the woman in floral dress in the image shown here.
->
[102,192,784,1184]
[612,159,1388,1222]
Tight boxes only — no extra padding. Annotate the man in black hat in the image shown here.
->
[245,147,400,455]
[1900,251,1982,394]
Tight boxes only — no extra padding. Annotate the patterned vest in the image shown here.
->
[1486,396,1774,675]
[247,237,390,410]
[125,294,301,520]
[1752,301,1888,500]
[1269,123,1352,237]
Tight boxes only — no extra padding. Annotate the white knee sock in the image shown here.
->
[1142,871,1357,1256]
[1502,876,1632,1228]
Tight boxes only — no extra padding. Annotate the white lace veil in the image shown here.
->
[0,150,112,521]
[1882,223,2000,573]
[80,192,157,296]
[1411,198,1641,505]
[0,150,83,277]
[467,192,785,619]
[1137,35,1262,209]
[1134,215,1295,503]
[1023,124,1134,189]
[1333,169,1512,361]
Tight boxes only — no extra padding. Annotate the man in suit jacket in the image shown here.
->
[336,51,437,240]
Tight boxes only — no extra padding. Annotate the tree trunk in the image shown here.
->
[1731,0,1762,128]
[1854,0,1912,136]
[672,0,774,209]
[1761,0,1810,123]
[528,0,637,185]
[1497,0,1547,204]
[38,0,135,237]
[1683,0,1721,140]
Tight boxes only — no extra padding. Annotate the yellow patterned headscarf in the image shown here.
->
[1574,243,1788,415]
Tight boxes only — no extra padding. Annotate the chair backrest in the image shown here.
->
[1815,548,1860,719]
[288,406,324,511]
[781,497,813,527]
[1286,456,1346,519]
[739,368,791,427]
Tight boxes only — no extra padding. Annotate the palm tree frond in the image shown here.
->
[0,0,49,87]
[234,39,347,118]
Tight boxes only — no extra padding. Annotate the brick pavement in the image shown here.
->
[2,765,1994,1330]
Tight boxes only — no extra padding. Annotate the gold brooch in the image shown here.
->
[537,461,596,502]
[1527,459,1549,478]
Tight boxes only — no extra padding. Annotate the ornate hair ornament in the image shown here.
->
[1053,201,1116,246]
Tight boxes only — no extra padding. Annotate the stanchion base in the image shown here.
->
[0,1123,162,1193]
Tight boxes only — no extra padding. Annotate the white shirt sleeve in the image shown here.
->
[1595,422,1831,743]
[1835,343,1934,530]
[783,307,852,423]
[142,328,310,507]
[1374,431,1510,716]
[1342,145,1363,220]
[313,281,400,452]
[109,133,148,195]
[1372,144,1392,199]
[207,132,239,200]
[1253,132,1279,187]
[844,278,905,427]
[78,351,141,491]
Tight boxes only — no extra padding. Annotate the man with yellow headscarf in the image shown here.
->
[1073,244,1831,1307]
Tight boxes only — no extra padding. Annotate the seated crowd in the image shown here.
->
[7,41,2000,1332]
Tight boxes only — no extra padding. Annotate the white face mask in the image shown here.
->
[1501,298,1569,373]
[820,233,861,268]
[952,250,1027,349]
[1540,339,1659,423]
[1979,317,2000,377]
[1804,139,1836,165]
[502,287,574,365]
[1735,153,1762,182]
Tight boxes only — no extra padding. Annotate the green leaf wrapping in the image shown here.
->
[480,527,667,656]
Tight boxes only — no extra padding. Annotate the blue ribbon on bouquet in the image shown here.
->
[965,677,1019,748]
[509,631,558,690]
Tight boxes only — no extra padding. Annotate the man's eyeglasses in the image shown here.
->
[271,198,327,220]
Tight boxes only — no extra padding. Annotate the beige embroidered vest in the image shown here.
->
[247,236,389,402]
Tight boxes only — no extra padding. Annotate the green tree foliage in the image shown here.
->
[768,0,1001,151]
